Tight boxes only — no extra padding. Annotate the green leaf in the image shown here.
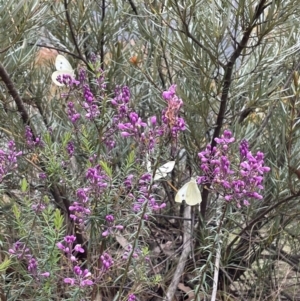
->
[12,203,20,220]
[20,177,28,192]
[53,208,64,231]
[100,161,112,178]
[126,150,135,167]
[0,257,11,273]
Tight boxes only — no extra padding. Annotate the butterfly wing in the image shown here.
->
[55,54,73,71]
[175,181,189,203]
[153,161,175,181]
[52,70,75,86]
[146,160,152,173]
[185,178,202,206]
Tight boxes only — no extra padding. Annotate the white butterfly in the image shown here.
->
[145,155,175,181]
[175,177,202,206]
[51,54,75,86]
[151,161,175,181]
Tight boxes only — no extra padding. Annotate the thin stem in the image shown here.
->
[211,201,224,301]
[0,63,31,127]
[63,0,88,65]
[100,0,106,69]
[127,0,138,15]
[211,245,221,301]
[164,205,192,301]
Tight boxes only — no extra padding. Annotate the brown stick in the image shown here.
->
[0,63,31,126]
[164,205,192,301]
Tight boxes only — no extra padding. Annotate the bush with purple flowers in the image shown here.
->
[2,1,300,299]
[1,51,271,301]
[2,62,191,299]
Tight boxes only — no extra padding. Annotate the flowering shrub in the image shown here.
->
[1,62,189,300]
[2,58,269,300]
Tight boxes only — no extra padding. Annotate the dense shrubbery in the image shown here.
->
[1,1,300,300]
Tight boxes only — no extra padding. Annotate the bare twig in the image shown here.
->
[63,0,88,65]
[100,0,106,69]
[164,205,192,301]
[211,246,221,301]
[127,0,138,15]
[34,43,83,60]
[0,63,31,127]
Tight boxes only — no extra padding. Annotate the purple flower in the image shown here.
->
[28,257,38,273]
[31,202,46,212]
[102,230,110,237]
[25,126,43,148]
[198,130,270,208]
[80,279,93,286]
[67,141,75,156]
[79,69,86,82]
[69,202,91,224]
[102,215,124,237]
[128,294,136,301]
[86,166,108,188]
[161,85,185,137]
[39,173,47,179]
[41,272,50,277]
[124,175,134,188]
[64,235,76,244]
[56,242,65,251]
[74,265,82,275]
[55,74,79,86]
[214,130,235,145]
[25,126,34,147]
[63,267,93,287]
[74,244,85,253]
[150,116,157,126]
[111,86,130,115]
[239,139,249,158]
[84,102,100,120]
[83,85,94,103]
[0,141,22,182]
[67,102,81,123]
[162,84,176,100]
[64,278,75,285]
[100,253,114,271]
[121,132,132,137]
[76,188,89,203]
[105,215,114,222]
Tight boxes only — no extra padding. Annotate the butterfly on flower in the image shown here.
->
[51,54,75,86]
